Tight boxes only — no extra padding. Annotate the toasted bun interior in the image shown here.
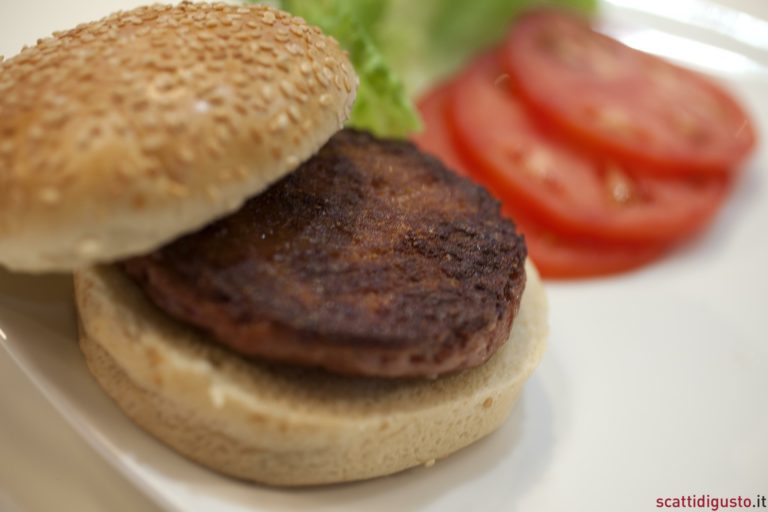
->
[74,261,547,486]
[0,3,357,272]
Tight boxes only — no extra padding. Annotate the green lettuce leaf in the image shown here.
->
[270,0,597,137]
[277,0,421,138]
[377,0,597,94]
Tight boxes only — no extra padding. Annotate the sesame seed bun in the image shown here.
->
[0,2,357,273]
[74,260,547,486]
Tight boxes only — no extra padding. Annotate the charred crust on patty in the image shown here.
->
[123,129,527,378]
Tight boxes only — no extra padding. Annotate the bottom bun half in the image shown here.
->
[74,261,548,486]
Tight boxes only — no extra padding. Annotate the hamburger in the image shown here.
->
[0,2,548,485]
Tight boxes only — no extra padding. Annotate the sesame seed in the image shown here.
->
[255,53,274,67]
[262,11,276,25]
[231,73,248,86]
[177,146,195,163]
[38,187,61,204]
[279,79,295,98]
[287,104,300,122]
[269,112,289,132]
[261,83,274,101]
[28,125,44,140]
[274,54,291,72]
[194,99,211,113]
[315,66,330,86]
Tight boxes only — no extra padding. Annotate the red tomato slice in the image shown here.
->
[412,81,670,279]
[448,54,729,245]
[499,9,755,175]
[412,82,469,176]
[506,207,668,279]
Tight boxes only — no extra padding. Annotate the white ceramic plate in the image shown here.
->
[1,2,767,511]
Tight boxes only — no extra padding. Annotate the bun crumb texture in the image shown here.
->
[74,261,548,485]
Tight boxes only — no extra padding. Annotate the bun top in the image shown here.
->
[0,2,357,273]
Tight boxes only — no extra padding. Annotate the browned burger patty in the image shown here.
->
[122,129,527,378]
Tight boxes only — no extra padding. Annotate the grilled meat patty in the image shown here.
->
[122,129,527,378]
